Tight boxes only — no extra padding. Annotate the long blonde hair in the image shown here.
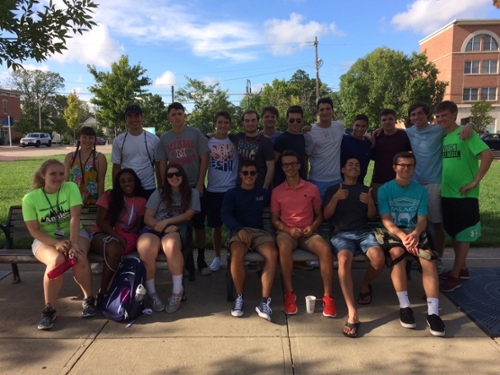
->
[32,159,65,190]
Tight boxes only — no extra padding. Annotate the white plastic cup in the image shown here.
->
[305,295,316,314]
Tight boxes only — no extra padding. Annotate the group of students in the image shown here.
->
[21,98,493,338]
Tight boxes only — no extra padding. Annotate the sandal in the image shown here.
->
[343,321,360,338]
[357,284,372,305]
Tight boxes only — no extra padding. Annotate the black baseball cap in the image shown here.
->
[125,105,142,115]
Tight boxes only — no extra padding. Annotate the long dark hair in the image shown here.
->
[162,163,192,213]
[108,168,146,227]
[70,126,97,174]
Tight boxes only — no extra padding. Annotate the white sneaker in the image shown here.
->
[210,257,222,271]
[309,261,319,268]
[148,293,166,312]
[166,288,184,313]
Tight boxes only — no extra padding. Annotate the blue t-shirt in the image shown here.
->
[221,186,271,232]
[340,134,374,184]
[273,131,307,186]
[406,125,446,184]
[378,179,428,229]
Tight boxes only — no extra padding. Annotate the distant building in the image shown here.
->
[420,19,500,132]
[0,89,22,144]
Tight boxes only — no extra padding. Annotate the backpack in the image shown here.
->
[101,257,146,322]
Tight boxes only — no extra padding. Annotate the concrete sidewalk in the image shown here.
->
[1,248,499,375]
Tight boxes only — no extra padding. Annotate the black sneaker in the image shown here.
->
[400,307,416,329]
[38,306,56,330]
[82,296,96,318]
[426,314,445,337]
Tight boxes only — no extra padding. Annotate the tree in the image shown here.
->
[64,90,83,140]
[140,93,170,135]
[176,77,237,134]
[339,47,447,128]
[9,68,65,133]
[0,0,97,70]
[470,100,495,132]
[88,55,152,135]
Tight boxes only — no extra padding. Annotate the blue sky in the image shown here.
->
[1,0,499,108]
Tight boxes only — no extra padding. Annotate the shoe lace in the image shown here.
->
[260,298,272,315]
[168,294,181,306]
[234,295,244,310]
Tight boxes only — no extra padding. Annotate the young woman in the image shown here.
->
[22,159,95,330]
[137,164,200,313]
[64,126,107,205]
[90,169,147,306]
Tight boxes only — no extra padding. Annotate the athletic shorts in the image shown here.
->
[206,191,225,228]
[32,228,90,255]
[191,186,207,230]
[442,197,481,242]
[276,230,322,252]
[229,227,274,251]
[422,183,442,223]
[330,231,380,257]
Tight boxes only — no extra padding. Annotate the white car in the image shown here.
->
[20,133,52,148]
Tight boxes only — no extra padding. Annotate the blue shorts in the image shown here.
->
[330,231,380,256]
[309,178,343,200]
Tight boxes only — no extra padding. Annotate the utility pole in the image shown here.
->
[37,95,42,130]
[246,80,251,109]
[172,86,175,102]
[314,36,321,102]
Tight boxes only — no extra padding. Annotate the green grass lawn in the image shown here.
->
[1,156,499,247]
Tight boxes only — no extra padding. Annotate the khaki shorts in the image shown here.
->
[229,227,274,250]
[276,230,322,251]
[422,183,442,223]
[32,228,90,255]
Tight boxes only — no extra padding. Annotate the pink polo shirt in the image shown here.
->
[271,179,321,230]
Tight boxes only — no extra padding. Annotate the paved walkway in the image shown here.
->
[1,248,499,374]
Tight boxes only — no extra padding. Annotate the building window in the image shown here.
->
[463,88,479,101]
[2,100,6,115]
[483,35,499,51]
[481,87,497,101]
[483,60,498,74]
[464,60,480,74]
[466,35,481,51]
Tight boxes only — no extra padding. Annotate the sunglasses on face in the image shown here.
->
[241,170,257,176]
[166,171,182,178]
[288,118,302,124]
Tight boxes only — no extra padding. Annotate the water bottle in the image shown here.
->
[135,284,146,301]
[47,256,77,280]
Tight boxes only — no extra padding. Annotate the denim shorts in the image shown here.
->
[330,230,380,256]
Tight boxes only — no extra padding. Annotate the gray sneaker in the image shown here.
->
[148,293,166,312]
[231,294,244,317]
[166,288,184,313]
[82,297,96,318]
[38,306,56,330]
[255,298,272,321]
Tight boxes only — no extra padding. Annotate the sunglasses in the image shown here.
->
[166,171,182,178]
[288,118,302,124]
[241,170,257,176]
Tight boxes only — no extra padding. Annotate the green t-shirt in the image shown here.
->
[442,126,489,198]
[22,182,83,237]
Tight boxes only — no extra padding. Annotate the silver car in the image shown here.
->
[20,133,52,148]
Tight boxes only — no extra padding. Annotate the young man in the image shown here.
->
[435,101,494,292]
[260,106,282,144]
[156,102,211,275]
[111,104,160,198]
[271,150,336,316]
[206,111,238,272]
[221,160,278,321]
[378,152,445,337]
[273,105,307,186]
[323,157,385,337]
[371,109,412,204]
[229,110,274,190]
[305,97,344,199]
[340,114,374,184]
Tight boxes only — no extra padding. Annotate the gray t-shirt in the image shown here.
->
[156,126,210,186]
[146,188,200,222]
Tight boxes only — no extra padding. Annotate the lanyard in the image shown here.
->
[78,151,93,188]
[127,197,136,226]
[42,188,61,229]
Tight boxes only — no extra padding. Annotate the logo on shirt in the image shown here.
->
[256,195,264,201]
[389,197,420,227]
[443,143,461,159]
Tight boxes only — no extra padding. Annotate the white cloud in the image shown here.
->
[154,71,177,87]
[23,64,50,71]
[202,77,218,86]
[264,13,344,56]
[251,83,265,94]
[391,0,491,35]
[340,60,355,72]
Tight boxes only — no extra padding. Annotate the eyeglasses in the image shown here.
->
[166,171,182,178]
[241,170,257,176]
[395,163,415,169]
[288,118,302,124]
[282,162,299,168]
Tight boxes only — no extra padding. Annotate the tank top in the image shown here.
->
[69,151,100,204]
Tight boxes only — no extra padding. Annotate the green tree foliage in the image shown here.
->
[9,68,65,133]
[470,100,495,132]
[339,47,447,128]
[88,55,152,135]
[64,90,83,140]
[0,0,97,70]
[176,77,237,134]
[140,93,170,135]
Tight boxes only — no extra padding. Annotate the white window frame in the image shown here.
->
[2,100,6,115]
[463,88,479,102]
[464,60,480,74]
[482,60,498,74]
[481,87,497,101]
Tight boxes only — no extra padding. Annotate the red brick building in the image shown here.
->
[0,89,22,144]
[420,19,500,132]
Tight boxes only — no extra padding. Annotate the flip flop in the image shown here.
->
[343,321,360,338]
[357,284,372,305]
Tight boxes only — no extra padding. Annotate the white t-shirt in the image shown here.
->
[207,136,238,193]
[304,121,344,182]
[111,130,159,190]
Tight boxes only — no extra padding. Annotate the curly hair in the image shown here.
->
[107,169,146,227]
[32,159,65,190]
[162,163,192,213]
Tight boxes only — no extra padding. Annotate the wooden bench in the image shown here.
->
[0,205,195,284]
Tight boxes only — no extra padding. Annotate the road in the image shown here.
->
[0,145,112,162]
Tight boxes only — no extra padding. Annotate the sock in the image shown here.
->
[427,298,440,316]
[397,291,411,308]
[172,274,183,295]
[145,278,156,295]
[197,248,205,260]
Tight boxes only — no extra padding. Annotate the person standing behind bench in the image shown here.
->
[22,159,95,330]
[271,150,336,317]
[221,160,278,321]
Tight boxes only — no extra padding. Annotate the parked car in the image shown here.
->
[20,133,52,148]
[481,133,500,150]
[96,137,106,145]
